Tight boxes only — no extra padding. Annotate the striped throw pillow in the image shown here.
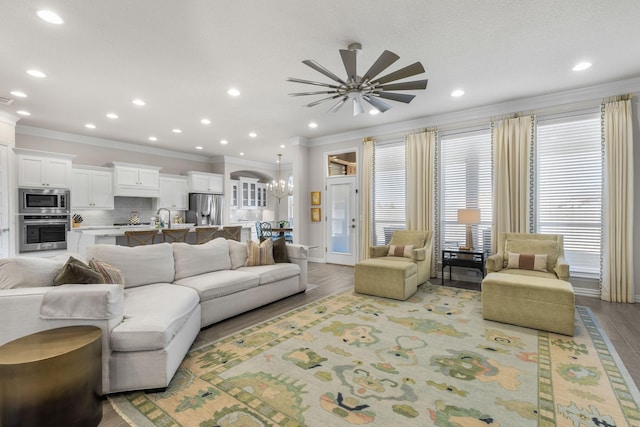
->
[387,244,414,258]
[245,239,275,266]
[506,252,548,272]
[89,259,125,287]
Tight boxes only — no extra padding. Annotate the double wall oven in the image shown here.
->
[18,188,70,252]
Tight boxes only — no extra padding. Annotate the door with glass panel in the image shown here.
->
[325,176,357,265]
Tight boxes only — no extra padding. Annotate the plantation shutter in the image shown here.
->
[372,140,406,245]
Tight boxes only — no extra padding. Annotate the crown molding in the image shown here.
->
[16,125,213,163]
[222,155,280,171]
[308,76,640,146]
[0,111,20,126]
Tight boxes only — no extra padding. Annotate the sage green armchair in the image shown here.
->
[369,230,433,285]
[485,232,570,281]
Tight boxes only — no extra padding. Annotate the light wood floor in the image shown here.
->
[99,263,640,426]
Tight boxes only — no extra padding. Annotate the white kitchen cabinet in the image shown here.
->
[158,175,188,210]
[241,178,258,208]
[108,162,161,197]
[16,150,74,188]
[186,171,223,194]
[256,184,267,207]
[230,180,239,207]
[72,166,114,209]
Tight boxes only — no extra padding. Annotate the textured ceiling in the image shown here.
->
[1,1,639,164]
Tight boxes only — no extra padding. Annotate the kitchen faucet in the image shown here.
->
[157,208,171,228]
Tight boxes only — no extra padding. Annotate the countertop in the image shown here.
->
[70,224,251,237]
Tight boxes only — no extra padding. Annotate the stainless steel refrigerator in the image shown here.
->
[186,193,225,226]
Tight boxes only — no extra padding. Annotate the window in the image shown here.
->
[372,141,405,245]
[439,129,492,252]
[536,113,601,276]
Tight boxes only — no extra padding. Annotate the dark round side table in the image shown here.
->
[0,326,103,427]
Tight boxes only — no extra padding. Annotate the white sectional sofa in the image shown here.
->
[0,238,308,394]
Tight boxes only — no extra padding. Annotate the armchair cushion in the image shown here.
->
[504,239,559,272]
[506,252,548,272]
[388,244,414,258]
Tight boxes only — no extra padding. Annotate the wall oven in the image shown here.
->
[19,188,70,215]
[19,214,70,252]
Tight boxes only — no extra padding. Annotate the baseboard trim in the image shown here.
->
[573,287,600,298]
[308,257,325,263]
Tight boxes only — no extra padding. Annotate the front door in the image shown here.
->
[325,176,357,265]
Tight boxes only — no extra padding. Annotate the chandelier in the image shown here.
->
[267,154,293,203]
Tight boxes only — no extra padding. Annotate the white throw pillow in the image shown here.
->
[86,243,175,288]
[172,238,231,280]
[227,239,248,269]
[0,257,67,289]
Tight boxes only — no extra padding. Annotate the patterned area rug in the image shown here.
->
[110,284,640,426]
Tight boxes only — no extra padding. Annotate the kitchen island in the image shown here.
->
[67,225,252,257]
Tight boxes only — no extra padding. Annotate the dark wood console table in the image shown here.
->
[441,248,488,285]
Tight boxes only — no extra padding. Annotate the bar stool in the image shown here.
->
[222,226,242,242]
[195,226,219,244]
[161,228,188,243]
[124,229,158,246]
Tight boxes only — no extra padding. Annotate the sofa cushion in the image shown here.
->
[238,263,300,285]
[110,283,199,352]
[227,239,248,269]
[54,256,105,286]
[172,238,231,280]
[173,270,259,300]
[504,239,558,272]
[0,256,68,289]
[86,243,175,288]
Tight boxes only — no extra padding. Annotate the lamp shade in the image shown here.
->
[457,208,481,224]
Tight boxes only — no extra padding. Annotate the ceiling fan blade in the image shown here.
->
[353,97,364,116]
[302,60,347,85]
[379,79,428,91]
[363,95,392,113]
[373,62,425,85]
[287,77,341,89]
[289,90,339,97]
[328,97,347,113]
[377,92,416,103]
[362,50,400,82]
[339,49,357,83]
[305,94,343,107]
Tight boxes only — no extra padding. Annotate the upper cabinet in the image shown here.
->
[185,171,223,194]
[16,149,74,188]
[72,166,114,209]
[240,177,258,208]
[230,179,239,207]
[158,175,188,210]
[107,162,161,197]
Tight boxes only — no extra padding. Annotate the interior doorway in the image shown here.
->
[325,175,358,265]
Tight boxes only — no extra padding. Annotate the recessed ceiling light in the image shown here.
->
[148,136,158,142]
[195,146,203,150]
[249,132,257,138]
[16,110,31,116]
[220,139,228,145]
[132,98,146,106]
[106,113,119,119]
[280,144,285,148]
[227,88,240,97]
[85,123,96,129]
[10,90,27,98]
[201,118,211,125]
[240,152,245,156]
[451,89,465,97]
[572,61,592,71]
[369,108,380,115]
[172,129,182,134]
[308,122,318,128]
[37,10,63,24]
[26,69,46,78]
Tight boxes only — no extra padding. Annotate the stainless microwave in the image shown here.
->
[19,188,70,214]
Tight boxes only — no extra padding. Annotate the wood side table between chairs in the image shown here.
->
[195,226,219,244]
[161,228,189,242]
[0,326,103,427]
[124,229,159,246]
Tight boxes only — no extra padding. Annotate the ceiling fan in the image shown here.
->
[287,43,428,116]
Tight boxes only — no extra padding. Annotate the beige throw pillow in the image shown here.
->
[89,259,125,287]
[245,239,275,266]
[506,252,548,272]
[54,257,105,286]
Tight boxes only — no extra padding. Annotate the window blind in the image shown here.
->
[440,129,492,252]
[536,114,602,276]
[372,141,406,245]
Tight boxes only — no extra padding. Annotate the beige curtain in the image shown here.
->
[359,138,374,260]
[406,130,436,276]
[491,116,532,253]
[601,99,634,302]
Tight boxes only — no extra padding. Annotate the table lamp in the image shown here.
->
[457,208,481,250]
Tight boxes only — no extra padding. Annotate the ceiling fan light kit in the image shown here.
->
[287,43,428,116]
